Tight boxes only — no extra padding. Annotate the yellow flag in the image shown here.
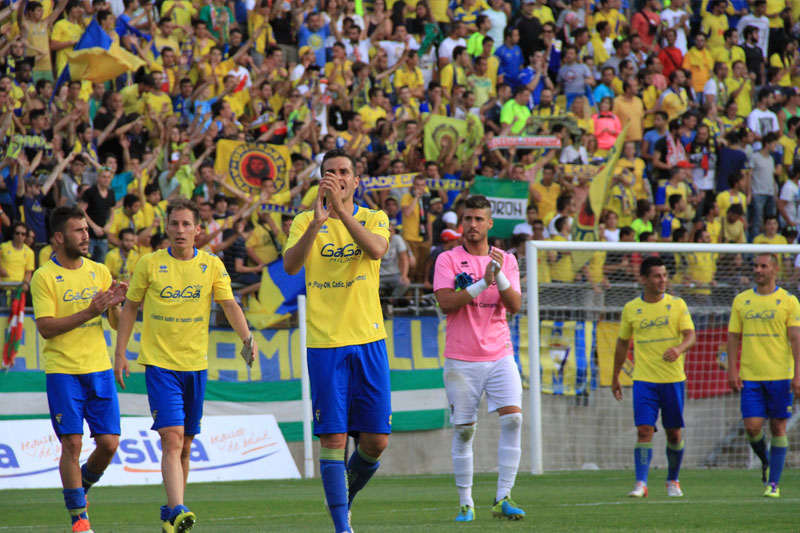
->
[67,44,146,84]
[214,140,292,197]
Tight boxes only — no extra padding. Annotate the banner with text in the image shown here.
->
[487,136,561,151]
[469,175,529,239]
[0,415,299,489]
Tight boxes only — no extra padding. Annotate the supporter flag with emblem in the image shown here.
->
[245,259,305,329]
[469,175,529,239]
[423,115,468,163]
[53,18,146,93]
[214,140,292,197]
[539,320,593,395]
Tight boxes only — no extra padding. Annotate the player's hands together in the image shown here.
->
[611,377,623,401]
[87,289,115,317]
[108,281,128,307]
[313,185,329,227]
[320,171,345,214]
[483,247,504,286]
[662,347,680,363]
[114,353,130,389]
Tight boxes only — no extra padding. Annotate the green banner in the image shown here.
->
[469,175,530,239]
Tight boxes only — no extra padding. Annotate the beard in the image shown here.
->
[63,240,87,260]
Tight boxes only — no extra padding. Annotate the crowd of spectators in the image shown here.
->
[1,0,800,313]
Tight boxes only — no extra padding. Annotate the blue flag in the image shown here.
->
[246,258,306,329]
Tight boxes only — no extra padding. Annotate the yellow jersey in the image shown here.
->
[716,190,747,217]
[31,258,113,374]
[619,293,694,383]
[108,207,148,241]
[548,235,574,282]
[0,242,34,282]
[104,248,140,282]
[729,287,800,380]
[51,19,82,76]
[245,222,281,265]
[127,248,234,371]
[38,245,54,268]
[754,234,788,245]
[141,200,168,236]
[685,252,717,295]
[285,206,389,348]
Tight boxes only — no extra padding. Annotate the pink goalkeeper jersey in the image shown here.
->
[433,245,521,362]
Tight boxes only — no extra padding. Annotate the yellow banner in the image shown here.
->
[595,321,634,387]
[360,173,468,191]
[214,140,292,197]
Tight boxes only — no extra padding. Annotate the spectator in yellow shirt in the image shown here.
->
[104,228,140,282]
[0,222,35,294]
[701,0,729,53]
[50,0,84,76]
[682,32,714,94]
[357,87,388,130]
[393,51,425,99]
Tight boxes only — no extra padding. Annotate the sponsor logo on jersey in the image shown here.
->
[744,309,776,320]
[639,316,669,329]
[62,287,100,302]
[320,242,362,260]
[159,265,168,273]
[159,285,203,299]
[55,275,64,283]
[319,225,328,234]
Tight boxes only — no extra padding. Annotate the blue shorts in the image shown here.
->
[145,366,207,435]
[46,370,120,437]
[741,380,794,419]
[633,380,685,429]
[307,339,392,437]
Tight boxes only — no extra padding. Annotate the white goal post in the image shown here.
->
[525,240,800,475]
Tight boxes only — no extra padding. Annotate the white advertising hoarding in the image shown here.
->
[0,415,300,489]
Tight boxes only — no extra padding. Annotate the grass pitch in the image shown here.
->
[2,469,798,532]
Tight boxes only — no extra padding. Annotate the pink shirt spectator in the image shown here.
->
[433,245,521,362]
[592,112,622,150]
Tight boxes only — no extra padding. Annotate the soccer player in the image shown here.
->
[31,206,128,533]
[432,195,525,522]
[727,253,800,498]
[113,198,256,533]
[611,256,696,498]
[283,149,391,533]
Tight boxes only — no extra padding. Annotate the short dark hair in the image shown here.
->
[118,228,135,240]
[321,148,357,176]
[619,226,634,238]
[668,194,683,210]
[728,204,744,216]
[123,193,140,209]
[464,195,492,212]
[640,255,665,277]
[166,197,200,224]
[50,206,85,235]
[144,183,161,196]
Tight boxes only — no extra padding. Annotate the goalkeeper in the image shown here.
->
[433,195,524,522]
[114,198,256,533]
[612,256,695,499]
[727,253,800,498]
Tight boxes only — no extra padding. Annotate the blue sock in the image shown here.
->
[634,443,653,484]
[346,445,381,508]
[320,448,349,532]
[666,440,685,482]
[63,488,88,525]
[747,431,770,467]
[169,504,191,525]
[768,435,788,485]
[81,463,102,496]
[160,505,171,521]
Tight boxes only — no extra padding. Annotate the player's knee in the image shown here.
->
[454,423,476,444]
[743,420,763,436]
[159,429,185,453]
[636,426,654,441]
[499,412,523,432]
[60,435,83,457]
[94,436,119,459]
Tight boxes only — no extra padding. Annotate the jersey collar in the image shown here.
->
[753,286,780,296]
[167,246,198,259]
[51,256,83,269]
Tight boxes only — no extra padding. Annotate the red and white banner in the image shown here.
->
[487,136,562,150]
[0,415,300,489]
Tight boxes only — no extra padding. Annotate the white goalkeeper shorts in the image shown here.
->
[443,355,523,425]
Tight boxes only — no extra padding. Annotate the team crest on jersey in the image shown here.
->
[55,275,64,283]
[315,409,320,422]
[152,410,158,421]
[745,300,751,305]
[636,308,642,314]
[55,414,62,424]
[200,263,208,273]
[90,272,96,279]
[776,299,781,306]
[159,265,168,273]
[666,304,671,311]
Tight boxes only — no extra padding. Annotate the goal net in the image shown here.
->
[523,240,800,473]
